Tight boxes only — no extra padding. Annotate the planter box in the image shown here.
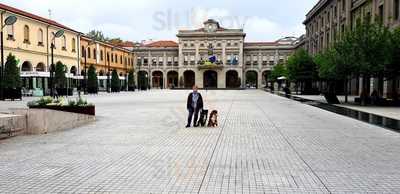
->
[29,106,95,116]
[10,108,95,135]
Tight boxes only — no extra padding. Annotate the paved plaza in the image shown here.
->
[1,90,400,193]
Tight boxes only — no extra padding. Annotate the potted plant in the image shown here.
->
[27,96,95,115]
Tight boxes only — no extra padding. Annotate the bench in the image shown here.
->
[0,126,12,139]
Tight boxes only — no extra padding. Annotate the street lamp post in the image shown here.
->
[106,47,115,93]
[106,52,110,93]
[0,15,17,100]
[50,29,64,97]
[83,40,95,95]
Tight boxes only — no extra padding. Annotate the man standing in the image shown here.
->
[186,85,203,128]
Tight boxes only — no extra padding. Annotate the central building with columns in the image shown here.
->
[133,19,300,89]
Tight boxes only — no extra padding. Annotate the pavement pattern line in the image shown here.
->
[254,100,332,194]
[197,92,235,194]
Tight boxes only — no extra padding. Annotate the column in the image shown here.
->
[239,39,243,67]
[163,52,167,67]
[222,40,226,65]
[148,51,152,88]
[178,42,183,67]
[195,41,200,64]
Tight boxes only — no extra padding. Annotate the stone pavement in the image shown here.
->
[1,90,400,193]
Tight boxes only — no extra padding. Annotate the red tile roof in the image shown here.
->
[145,41,178,47]
[0,3,79,33]
[113,41,136,48]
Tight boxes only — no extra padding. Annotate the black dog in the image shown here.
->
[198,109,208,127]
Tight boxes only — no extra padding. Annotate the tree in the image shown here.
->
[87,30,109,42]
[270,63,288,90]
[3,53,21,89]
[54,61,67,89]
[109,38,123,45]
[286,48,318,94]
[111,69,121,92]
[314,48,340,95]
[127,70,135,91]
[87,65,98,94]
[386,27,400,100]
[345,19,392,104]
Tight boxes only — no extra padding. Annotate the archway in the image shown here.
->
[167,71,178,88]
[184,70,195,88]
[226,70,239,88]
[36,63,45,72]
[70,66,77,76]
[246,71,258,88]
[138,71,149,90]
[99,70,104,76]
[204,70,218,88]
[152,71,164,89]
[21,61,32,72]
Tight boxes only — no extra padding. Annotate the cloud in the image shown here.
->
[2,0,314,42]
[244,17,306,41]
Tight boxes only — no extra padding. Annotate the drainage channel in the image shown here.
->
[270,91,400,131]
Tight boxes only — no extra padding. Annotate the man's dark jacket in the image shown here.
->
[187,92,204,111]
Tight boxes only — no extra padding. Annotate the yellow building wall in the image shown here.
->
[2,11,79,72]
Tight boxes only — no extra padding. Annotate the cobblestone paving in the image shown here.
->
[1,90,400,193]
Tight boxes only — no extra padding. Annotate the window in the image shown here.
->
[167,57,172,66]
[137,57,142,66]
[226,55,232,64]
[379,5,384,23]
[184,55,188,65]
[152,57,157,66]
[143,57,148,65]
[100,50,104,60]
[269,61,274,66]
[190,55,195,65]
[71,38,76,52]
[94,49,97,60]
[111,54,114,62]
[159,57,163,65]
[342,0,346,11]
[81,46,85,57]
[37,28,44,46]
[120,56,123,64]
[6,25,14,40]
[87,48,91,58]
[395,0,399,20]
[23,25,30,44]
[62,35,67,50]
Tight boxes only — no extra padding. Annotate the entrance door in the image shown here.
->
[204,70,218,88]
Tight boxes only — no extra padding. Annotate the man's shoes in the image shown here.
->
[194,124,199,127]
[185,125,190,128]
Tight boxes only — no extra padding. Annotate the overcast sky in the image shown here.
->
[3,0,318,42]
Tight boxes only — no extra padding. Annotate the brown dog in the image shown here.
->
[207,110,218,127]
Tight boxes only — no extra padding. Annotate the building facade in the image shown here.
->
[0,3,135,95]
[80,36,134,91]
[134,19,300,89]
[0,3,80,95]
[304,0,400,97]
[304,0,400,55]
